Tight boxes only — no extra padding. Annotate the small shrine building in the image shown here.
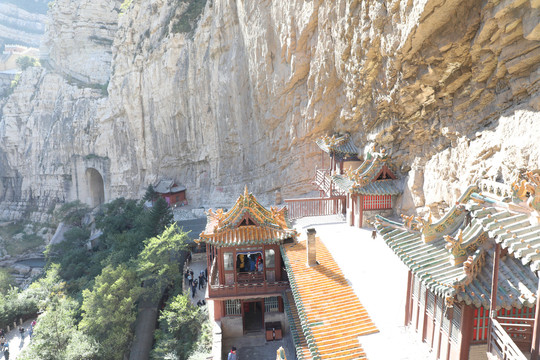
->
[332,147,402,228]
[154,179,186,206]
[315,133,362,178]
[374,175,540,360]
[196,187,295,336]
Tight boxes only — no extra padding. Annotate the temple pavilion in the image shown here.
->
[331,147,402,228]
[374,174,540,360]
[196,187,295,336]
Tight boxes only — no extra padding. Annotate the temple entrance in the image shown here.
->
[86,168,104,207]
[243,300,263,333]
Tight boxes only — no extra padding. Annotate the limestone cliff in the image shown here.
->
[0,0,539,220]
[0,3,46,47]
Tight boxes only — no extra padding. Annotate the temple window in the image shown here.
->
[265,297,279,312]
[236,252,263,272]
[451,305,462,343]
[224,252,234,271]
[225,299,241,315]
[427,291,435,316]
[265,249,275,268]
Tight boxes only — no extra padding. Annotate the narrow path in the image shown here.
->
[184,253,208,306]
[1,318,35,360]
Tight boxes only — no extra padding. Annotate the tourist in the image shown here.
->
[198,273,204,289]
[31,320,36,328]
[29,326,33,339]
[187,272,193,287]
[228,346,237,360]
[4,347,9,360]
[371,230,377,239]
[19,326,24,338]
[191,280,197,298]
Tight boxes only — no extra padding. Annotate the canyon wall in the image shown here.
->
[0,0,539,220]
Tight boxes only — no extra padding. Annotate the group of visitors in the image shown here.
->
[185,267,208,299]
[238,253,264,272]
[0,328,9,360]
[0,319,36,359]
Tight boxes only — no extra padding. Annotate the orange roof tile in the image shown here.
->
[282,239,378,359]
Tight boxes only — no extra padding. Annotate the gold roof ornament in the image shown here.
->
[512,170,540,214]
[445,229,468,265]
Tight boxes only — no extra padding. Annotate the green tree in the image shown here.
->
[144,197,174,238]
[16,55,39,70]
[79,264,141,360]
[137,224,189,299]
[54,201,90,227]
[142,185,158,205]
[151,294,209,360]
[0,268,14,294]
[18,296,98,360]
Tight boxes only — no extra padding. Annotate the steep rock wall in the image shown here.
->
[0,0,539,220]
[0,3,46,47]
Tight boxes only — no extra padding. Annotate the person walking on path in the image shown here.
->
[18,327,24,339]
[198,273,204,289]
[187,272,193,287]
[228,346,237,360]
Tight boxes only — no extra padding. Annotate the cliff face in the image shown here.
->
[0,0,539,220]
[0,3,46,47]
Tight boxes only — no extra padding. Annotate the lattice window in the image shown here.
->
[473,306,490,342]
[363,195,392,210]
[451,305,462,343]
[435,295,443,323]
[498,307,535,318]
[412,276,420,299]
[265,297,279,313]
[225,299,241,316]
[427,291,435,316]
[442,304,451,334]
[419,282,427,308]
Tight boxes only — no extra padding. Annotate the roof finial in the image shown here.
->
[244,185,249,198]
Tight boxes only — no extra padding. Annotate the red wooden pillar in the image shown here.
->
[460,305,475,360]
[351,194,355,227]
[218,248,225,285]
[359,195,364,228]
[530,276,540,360]
[487,242,501,350]
[405,270,413,326]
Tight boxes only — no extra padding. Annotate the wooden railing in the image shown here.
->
[208,280,289,298]
[314,169,346,196]
[489,317,529,360]
[284,196,346,220]
[315,169,332,195]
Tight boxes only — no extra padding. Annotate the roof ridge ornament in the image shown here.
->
[445,229,468,265]
[511,170,540,214]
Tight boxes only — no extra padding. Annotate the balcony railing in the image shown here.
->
[284,196,346,220]
[208,279,289,298]
[489,317,531,360]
